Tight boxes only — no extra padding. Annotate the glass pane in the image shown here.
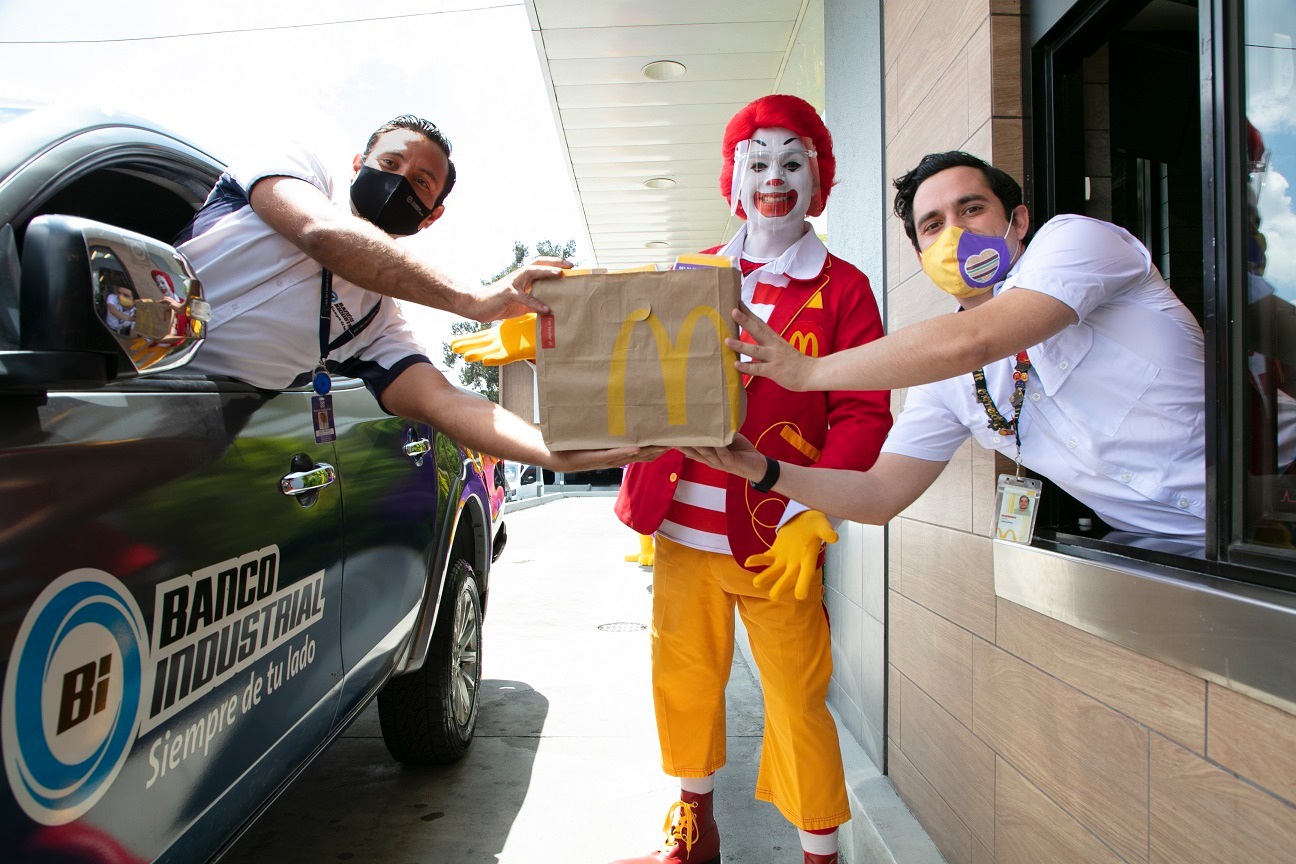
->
[1241,0,1296,551]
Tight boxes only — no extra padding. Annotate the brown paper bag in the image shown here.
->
[532,267,746,449]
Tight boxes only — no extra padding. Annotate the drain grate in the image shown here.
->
[598,622,647,633]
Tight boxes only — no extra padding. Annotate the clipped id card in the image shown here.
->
[311,394,336,444]
[992,474,1042,544]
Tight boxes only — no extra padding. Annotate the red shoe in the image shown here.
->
[803,853,838,864]
[609,791,721,864]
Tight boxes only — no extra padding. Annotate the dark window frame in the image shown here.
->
[1026,0,1296,592]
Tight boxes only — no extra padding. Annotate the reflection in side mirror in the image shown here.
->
[86,224,209,375]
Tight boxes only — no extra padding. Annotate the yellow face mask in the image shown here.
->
[919,216,1017,299]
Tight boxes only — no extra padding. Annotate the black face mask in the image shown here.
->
[349,165,433,236]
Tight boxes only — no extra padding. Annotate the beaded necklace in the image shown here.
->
[972,351,1031,469]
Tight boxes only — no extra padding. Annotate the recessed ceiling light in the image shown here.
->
[641,60,686,81]
[644,241,670,249]
[643,177,676,189]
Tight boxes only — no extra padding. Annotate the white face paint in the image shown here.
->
[734,126,818,229]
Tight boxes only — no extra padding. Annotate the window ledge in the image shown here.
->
[993,537,1296,714]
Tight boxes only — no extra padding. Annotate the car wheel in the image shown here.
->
[377,558,482,764]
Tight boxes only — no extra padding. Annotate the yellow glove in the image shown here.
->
[449,313,538,365]
[745,510,838,601]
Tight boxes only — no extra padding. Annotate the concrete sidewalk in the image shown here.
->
[225,496,808,863]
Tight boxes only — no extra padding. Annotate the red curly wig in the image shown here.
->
[720,94,835,219]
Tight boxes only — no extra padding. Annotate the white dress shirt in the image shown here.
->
[882,214,1206,536]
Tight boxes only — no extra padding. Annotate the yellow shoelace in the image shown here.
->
[658,800,700,855]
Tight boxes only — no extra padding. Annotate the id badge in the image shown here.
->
[992,474,1042,544]
[311,394,336,444]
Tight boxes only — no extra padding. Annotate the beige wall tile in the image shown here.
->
[965,118,993,163]
[1151,734,1296,864]
[970,444,999,535]
[888,518,904,595]
[886,58,899,149]
[888,84,972,196]
[902,676,996,849]
[899,520,994,639]
[990,14,1022,118]
[884,0,928,72]
[966,19,993,134]
[973,641,1148,863]
[891,591,975,725]
[893,0,989,134]
[995,758,1124,864]
[900,442,975,533]
[1208,683,1296,803]
[890,742,973,864]
[889,663,904,748]
[887,266,948,332]
[996,599,1206,752]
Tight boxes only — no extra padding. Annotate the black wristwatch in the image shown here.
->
[750,455,780,493]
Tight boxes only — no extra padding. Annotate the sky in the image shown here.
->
[0,0,589,367]
[1247,8,1296,304]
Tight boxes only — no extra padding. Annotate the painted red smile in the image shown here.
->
[755,190,798,218]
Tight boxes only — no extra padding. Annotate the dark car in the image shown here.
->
[0,105,504,863]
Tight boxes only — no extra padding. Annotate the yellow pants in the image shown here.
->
[650,533,850,830]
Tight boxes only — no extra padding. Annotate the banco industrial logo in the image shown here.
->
[2,546,323,826]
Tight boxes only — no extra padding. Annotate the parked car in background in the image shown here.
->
[0,105,503,863]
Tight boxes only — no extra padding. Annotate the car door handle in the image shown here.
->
[280,462,337,496]
[404,436,431,466]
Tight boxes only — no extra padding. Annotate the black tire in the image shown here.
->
[378,558,482,764]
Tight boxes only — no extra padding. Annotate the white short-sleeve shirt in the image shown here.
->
[882,214,1207,536]
[178,143,426,391]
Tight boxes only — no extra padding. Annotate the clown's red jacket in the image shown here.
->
[616,235,893,569]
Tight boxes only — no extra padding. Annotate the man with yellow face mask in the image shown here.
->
[685,150,1207,540]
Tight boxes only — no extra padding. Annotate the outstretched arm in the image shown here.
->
[382,363,663,471]
[730,288,1078,392]
[249,176,555,321]
[682,436,947,525]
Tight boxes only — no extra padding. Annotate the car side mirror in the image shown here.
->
[11,214,209,390]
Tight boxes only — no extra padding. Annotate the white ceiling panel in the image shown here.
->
[540,22,795,60]
[560,104,750,130]
[573,159,718,178]
[548,52,782,86]
[579,187,718,204]
[532,0,803,29]
[567,143,719,164]
[564,123,726,148]
[577,177,715,194]
[582,200,731,217]
[527,0,812,266]
[556,80,769,110]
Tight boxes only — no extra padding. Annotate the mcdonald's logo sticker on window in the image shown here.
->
[788,330,820,357]
[607,305,744,437]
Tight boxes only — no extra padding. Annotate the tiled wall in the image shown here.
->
[881,1,1296,862]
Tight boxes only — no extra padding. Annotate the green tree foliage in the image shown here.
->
[442,239,578,402]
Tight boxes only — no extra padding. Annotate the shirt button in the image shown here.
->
[1120,471,1132,482]
[1058,360,1070,371]
[669,473,678,483]
[1067,438,1078,450]
[1030,392,1041,402]
[1178,498,1190,508]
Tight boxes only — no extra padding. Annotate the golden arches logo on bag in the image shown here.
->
[607,305,743,437]
[788,330,820,357]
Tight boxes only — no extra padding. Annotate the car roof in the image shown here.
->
[0,103,224,182]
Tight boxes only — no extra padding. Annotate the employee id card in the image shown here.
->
[312,394,336,444]
[992,474,1042,543]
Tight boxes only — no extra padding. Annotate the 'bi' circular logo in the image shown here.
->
[2,570,147,825]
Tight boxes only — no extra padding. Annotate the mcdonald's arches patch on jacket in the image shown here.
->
[532,267,747,448]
